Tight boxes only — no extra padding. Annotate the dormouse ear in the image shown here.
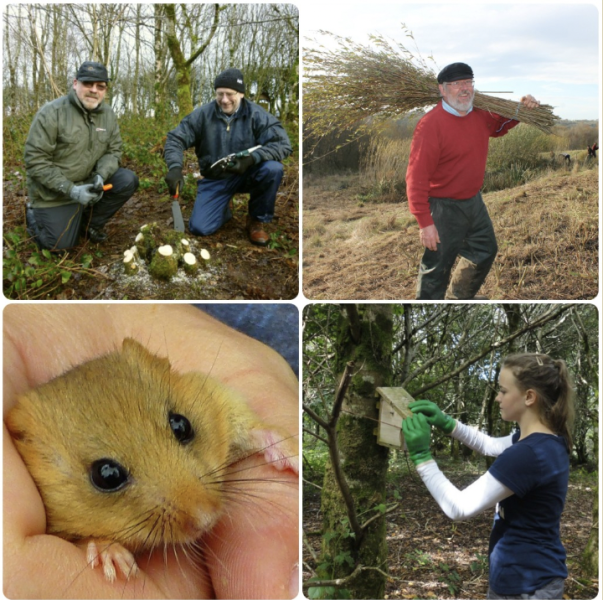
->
[120,338,172,372]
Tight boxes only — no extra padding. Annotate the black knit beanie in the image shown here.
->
[214,68,245,94]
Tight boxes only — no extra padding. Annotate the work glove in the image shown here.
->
[207,162,228,179]
[165,167,184,197]
[88,174,105,204]
[90,173,104,192]
[69,183,98,206]
[402,413,433,466]
[225,154,255,175]
[409,400,456,434]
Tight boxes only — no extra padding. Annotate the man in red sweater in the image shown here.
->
[406,62,540,299]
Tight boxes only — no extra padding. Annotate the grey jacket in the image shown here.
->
[24,89,122,208]
[164,99,292,177]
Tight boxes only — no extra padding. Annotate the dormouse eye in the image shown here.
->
[169,412,195,444]
[90,459,129,492]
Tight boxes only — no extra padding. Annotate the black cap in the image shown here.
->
[437,62,474,84]
[75,61,110,83]
[214,68,245,94]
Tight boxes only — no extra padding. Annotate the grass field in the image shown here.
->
[302,166,598,300]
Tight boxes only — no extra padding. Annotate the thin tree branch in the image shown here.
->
[411,305,573,396]
[302,426,328,445]
[303,564,391,591]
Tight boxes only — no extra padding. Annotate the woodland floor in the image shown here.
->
[302,167,598,300]
[303,459,599,600]
[3,155,299,300]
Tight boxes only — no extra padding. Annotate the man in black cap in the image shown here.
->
[24,61,139,250]
[164,68,292,246]
[406,62,540,299]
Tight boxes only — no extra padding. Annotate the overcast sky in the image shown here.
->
[301,1,601,120]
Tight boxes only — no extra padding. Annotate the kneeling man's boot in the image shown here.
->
[246,216,269,247]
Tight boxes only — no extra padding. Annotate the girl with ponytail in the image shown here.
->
[402,353,575,599]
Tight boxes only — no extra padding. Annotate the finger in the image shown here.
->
[206,457,298,599]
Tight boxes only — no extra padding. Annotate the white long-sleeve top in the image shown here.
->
[415,421,515,521]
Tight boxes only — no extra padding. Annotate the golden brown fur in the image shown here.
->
[5,338,284,552]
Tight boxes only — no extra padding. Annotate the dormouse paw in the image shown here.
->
[252,429,299,474]
[86,539,140,582]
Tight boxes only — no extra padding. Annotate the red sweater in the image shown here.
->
[406,101,518,228]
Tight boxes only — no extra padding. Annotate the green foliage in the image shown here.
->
[2,113,34,168]
[3,227,95,299]
[469,553,488,578]
[304,444,329,476]
[307,583,351,599]
[267,229,297,255]
[437,563,462,596]
[306,519,356,599]
[404,549,433,568]
[483,125,556,192]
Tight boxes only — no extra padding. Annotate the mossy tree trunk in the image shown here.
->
[581,486,598,575]
[320,304,393,599]
[163,3,222,117]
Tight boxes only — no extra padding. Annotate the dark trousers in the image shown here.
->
[416,192,497,300]
[27,168,139,251]
[487,578,565,599]
[189,161,283,236]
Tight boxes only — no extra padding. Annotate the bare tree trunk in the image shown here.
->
[132,4,141,115]
[153,4,166,119]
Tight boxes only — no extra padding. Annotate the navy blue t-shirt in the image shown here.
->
[488,432,569,595]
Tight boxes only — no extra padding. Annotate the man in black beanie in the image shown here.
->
[406,62,540,299]
[164,68,292,246]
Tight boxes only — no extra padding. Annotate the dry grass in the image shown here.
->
[302,169,598,300]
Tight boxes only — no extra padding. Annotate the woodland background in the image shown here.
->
[3,3,299,300]
[303,304,599,599]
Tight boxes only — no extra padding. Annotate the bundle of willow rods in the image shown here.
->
[304,32,559,140]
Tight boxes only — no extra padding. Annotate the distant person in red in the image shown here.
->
[406,62,540,299]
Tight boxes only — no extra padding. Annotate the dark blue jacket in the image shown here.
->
[164,99,292,177]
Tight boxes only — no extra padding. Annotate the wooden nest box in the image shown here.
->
[374,387,414,449]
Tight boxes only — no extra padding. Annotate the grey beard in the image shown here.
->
[448,92,475,113]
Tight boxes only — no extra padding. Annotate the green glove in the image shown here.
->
[409,400,456,434]
[402,413,433,466]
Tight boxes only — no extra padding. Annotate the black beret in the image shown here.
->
[76,61,110,83]
[437,63,474,84]
[214,68,245,94]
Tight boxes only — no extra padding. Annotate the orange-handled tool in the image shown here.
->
[102,184,113,191]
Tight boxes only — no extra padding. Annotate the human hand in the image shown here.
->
[4,304,299,599]
[225,155,255,175]
[409,400,456,434]
[165,167,184,197]
[402,413,433,466]
[90,174,104,192]
[520,94,540,109]
[69,183,98,206]
[419,224,441,251]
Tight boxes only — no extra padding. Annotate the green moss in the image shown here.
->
[148,249,178,280]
